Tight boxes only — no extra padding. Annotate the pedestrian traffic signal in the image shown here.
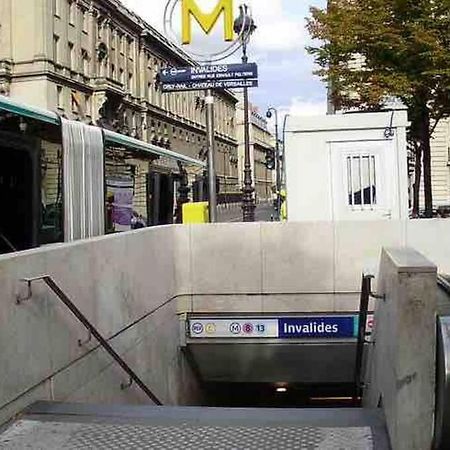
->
[265,149,275,170]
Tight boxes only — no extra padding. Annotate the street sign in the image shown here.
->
[159,63,258,83]
[161,79,258,93]
[188,315,361,340]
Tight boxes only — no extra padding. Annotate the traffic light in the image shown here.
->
[265,149,275,170]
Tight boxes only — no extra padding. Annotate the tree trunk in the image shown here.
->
[420,108,433,218]
[412,142,422,217]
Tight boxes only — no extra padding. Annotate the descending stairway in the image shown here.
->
[0,401,390,449]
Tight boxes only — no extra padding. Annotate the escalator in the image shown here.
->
[435,275,450,449]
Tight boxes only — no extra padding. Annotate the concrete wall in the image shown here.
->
[0,226,202,426]
[176,220,450,315]
[1,219,450,426]
[363,248,437,450]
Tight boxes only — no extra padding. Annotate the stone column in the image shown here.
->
[363,247,437,450]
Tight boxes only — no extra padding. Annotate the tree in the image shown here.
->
[307,0,450,217]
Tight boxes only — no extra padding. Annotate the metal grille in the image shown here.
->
[347,154,377,208]
[0,420,374,449]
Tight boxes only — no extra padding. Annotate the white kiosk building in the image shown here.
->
[284,111,410,221]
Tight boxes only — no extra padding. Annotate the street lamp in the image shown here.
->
[234,5,257,222]
[281,114,291,186]
[281,113,290,188]
[266,107,281,219]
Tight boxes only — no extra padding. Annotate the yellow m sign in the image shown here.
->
[181,0,234,45]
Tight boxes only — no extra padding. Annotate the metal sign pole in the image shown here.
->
[205,89,217,222]
[274,119,281,220]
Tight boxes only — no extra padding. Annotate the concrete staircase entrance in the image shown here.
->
[0,401,389,449]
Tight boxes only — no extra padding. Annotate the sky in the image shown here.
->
[120,0,328,122]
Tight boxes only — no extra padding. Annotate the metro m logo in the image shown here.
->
[181,0,234,45]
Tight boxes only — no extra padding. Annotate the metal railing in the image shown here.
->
[438,274,450,294]
[17,275,162,406]
[354,273,384,400]
[0,229,16,252]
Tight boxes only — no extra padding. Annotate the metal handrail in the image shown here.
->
[438,275,450,294]
[17,275,162,406]
[0,229,16,252]
[353,273,373,400]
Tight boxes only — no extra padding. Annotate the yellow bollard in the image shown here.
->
[182,202,210,224]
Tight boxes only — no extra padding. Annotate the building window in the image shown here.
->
[82,10,88,33]
[147,81,153,101]
[81,49,89,76]
[69,1,75,25]
[85,95,92,116]
[119,68,124,85]
[346,154,377,207]
[57,86,63,108]
[128,72,133,91]
[111,64,116,79]
[71,90,79,113]
[68,42,75,70]
[127,39,132,59]
[53,0,61,17]
[53,35,60,62]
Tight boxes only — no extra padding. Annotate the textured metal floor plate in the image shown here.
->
[0,419,374,449]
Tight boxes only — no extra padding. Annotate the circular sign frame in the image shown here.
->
[163,0,254,63]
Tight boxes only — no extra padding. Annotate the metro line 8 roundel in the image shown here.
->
[243,323,254,334]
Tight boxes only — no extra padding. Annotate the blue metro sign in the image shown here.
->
[159,63,258,83]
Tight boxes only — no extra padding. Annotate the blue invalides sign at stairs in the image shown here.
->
[188,315,362,340]
[278,316,357,339]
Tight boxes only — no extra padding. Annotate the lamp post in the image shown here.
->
[266,107,281,219]
[281,113,290,188]
[234,5,256,222]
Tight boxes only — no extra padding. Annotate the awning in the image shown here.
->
[0,95,59,125]
[0,95,206,167]
[103,129,206,167]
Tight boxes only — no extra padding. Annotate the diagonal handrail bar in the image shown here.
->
[19,275,162,406]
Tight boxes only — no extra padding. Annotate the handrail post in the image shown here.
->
[353,273,372,401]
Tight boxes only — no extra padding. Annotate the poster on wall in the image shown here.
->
[106,178,134,232]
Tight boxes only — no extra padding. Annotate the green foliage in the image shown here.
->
[307,0,450,122]
[307,0,450,216]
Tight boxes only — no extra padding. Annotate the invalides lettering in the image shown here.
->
[283,321,339,335]
[191,65,229,74]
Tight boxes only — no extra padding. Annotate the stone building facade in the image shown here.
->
[0,0,240,201]
[420,119,450,213]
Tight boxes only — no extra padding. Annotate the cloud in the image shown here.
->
[286,97,328,116]
[265,97,328,135]
[246,0,306,52]
[120,0,166,30]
